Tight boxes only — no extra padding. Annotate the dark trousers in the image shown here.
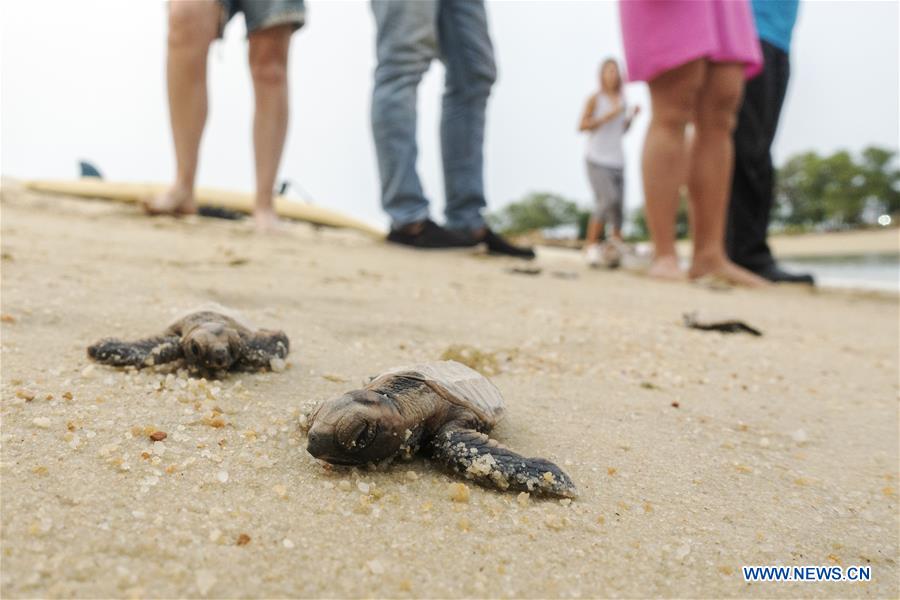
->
[726,40,790,271]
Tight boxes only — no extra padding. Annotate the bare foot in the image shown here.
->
[254,208,283,234]
[647,255,686,281]
[689,254,770,288]
[143,186,196,216]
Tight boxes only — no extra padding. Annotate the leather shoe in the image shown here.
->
[756,263,815,285]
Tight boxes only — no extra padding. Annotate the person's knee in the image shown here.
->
[651,99,696,135]
[443,35,496,101]
[699,97,741,133]
[445,74,493,104]
[373,57,431,100]
[651,82,702,134]
[458,61,496,99]
[250,54,288,88]
[375,37,433,83]
[249,32,290,87]
[474,55,498,91]
[697,74,744,132]
[168,2,217,52]
[648,61,705,134]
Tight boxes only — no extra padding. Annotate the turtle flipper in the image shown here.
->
[430,427,577,498]
[238,329,290,369]
[87,335,183,367]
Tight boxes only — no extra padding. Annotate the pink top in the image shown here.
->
[619,0,763,83]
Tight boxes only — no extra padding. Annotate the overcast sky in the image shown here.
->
[2,1,898,228]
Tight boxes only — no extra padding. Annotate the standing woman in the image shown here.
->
[579,59,639,267]
[619,1,768,285]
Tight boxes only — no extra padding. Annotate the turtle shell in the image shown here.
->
[377,360,505,427]
[168,303,254,331]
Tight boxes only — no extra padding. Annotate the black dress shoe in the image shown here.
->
[387,220,476,249]
[756,263,815,285]
[474,228,536,260]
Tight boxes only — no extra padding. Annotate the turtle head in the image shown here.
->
[306,390,405,465]
[182,322,243,370]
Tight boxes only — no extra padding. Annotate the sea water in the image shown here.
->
[781,253,899,293]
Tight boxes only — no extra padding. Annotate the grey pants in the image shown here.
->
[586,162,624,230]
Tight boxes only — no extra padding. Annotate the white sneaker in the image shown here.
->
[601,241,622,269]
[585,244,601,268]
[608,237,627,252]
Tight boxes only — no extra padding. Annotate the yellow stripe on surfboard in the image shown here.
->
[23,179,385,238]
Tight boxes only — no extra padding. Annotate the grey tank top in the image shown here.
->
[585,92,626,169]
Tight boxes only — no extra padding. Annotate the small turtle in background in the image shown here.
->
[306,361,576,498]
[683,312,762,336]
[88,305,289,372]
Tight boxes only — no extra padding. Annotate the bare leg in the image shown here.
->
[642,60,706,280]
[248,25,293,233]
[586,217,604,245]
[146,1,219,215]
[687,64,768,287]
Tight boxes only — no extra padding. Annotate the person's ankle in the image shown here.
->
[469,226,488,242]
[691,245,730,265]
[647,254,685,280]
[173,172,195,192]
[169,181,193,196]
[396,220,426,235]
[652,252,679,264]
[254,196,275,210]
[253,207,281,232]
[148,184,195,212]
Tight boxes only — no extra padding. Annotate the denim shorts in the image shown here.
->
[217,0,305,37]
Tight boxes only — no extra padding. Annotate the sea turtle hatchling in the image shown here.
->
[87,305,289,372]
[306,360,576,497]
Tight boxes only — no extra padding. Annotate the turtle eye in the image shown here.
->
[190,340,202,357]
[353,422,377,450]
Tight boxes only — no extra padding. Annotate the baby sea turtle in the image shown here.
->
[87,305,289,372]
[683,312,762,336]
[306,360,576,497]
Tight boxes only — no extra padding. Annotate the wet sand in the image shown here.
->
[1,182,897,598]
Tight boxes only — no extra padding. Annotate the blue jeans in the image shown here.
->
[371,0,497,231]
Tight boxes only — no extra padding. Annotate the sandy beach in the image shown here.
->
[1,182,897,599]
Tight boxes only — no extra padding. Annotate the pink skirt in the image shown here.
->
[619,0,763,82]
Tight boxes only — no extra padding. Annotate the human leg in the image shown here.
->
[642,60,707,279]
[146,1,220,215]
[248,24,294,232]
[688,62,767,286]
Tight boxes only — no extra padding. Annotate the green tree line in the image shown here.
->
[488,146,899,240]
